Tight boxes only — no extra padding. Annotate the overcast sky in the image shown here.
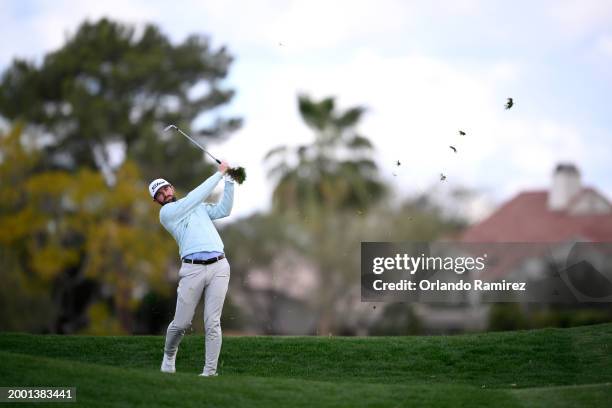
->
[1,0,611,220]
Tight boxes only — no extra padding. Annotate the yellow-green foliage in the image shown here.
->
[82,301,124,335]
[0,125,175,332]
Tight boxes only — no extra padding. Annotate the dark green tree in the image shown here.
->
[0,18,241,189]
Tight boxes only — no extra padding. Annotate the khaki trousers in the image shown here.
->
[164,257,230,375]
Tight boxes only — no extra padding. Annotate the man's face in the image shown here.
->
[154,185,175,205]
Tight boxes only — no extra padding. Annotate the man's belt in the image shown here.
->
[182,254,225,265]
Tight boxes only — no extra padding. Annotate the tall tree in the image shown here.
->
[264,95,388,334]
[0,18,241,189]
[265,95,386,216]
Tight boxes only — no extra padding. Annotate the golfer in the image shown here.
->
[149,160,234,377]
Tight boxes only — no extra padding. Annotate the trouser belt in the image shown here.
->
[182,254,225,265]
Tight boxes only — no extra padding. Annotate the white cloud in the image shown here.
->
[0,0,155,65]
[548,0,612,39]
[1,0,611,220]
[212,47,609,220]
[595,35,612,58]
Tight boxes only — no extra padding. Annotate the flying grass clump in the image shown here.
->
[227,166,246,184]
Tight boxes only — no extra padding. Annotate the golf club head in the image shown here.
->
[163,124,177,132]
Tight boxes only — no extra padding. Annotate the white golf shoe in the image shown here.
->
[198,372,218,377]
[160,353,176,373]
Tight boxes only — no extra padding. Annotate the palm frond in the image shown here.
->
[298,94,335,131]
[263,145,288,162]
[347,135,373,149]
[334,107,365,128]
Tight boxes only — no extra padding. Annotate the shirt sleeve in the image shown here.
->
[204,179,234,220]
[160,172,224,224]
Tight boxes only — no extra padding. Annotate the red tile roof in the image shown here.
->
[461,189,612,243]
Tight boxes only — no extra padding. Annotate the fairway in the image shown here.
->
[1,324,611,407]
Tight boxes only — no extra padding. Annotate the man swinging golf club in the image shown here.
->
[149,160,234,377]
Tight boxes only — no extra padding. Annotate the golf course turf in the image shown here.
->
[1,323,611,407]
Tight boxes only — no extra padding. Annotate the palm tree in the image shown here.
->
[263,94,388,334]
[264,94,386,216]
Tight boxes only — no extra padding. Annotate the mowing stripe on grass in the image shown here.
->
[0,351,518,408]
[1,324,611,389]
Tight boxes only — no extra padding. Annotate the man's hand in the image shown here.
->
[218,160,229,174]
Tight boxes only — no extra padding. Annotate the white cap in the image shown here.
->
[148,178,171,198]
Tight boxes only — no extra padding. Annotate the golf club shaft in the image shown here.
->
[172,126,221,164]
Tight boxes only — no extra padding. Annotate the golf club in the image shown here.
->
[164,124,246,184]
[163,124,221,164]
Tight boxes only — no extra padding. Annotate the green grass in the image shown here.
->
[1,324,611,407]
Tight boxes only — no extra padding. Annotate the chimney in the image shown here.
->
[548,163,581,211]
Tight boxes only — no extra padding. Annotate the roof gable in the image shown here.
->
[461,189,612,243]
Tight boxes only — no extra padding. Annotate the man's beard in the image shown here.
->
[161,196,177,206]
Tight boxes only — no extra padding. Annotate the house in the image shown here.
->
[462,164,612,243]
[415,163,612,333]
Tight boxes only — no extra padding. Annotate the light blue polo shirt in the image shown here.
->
[159,172,234,260]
